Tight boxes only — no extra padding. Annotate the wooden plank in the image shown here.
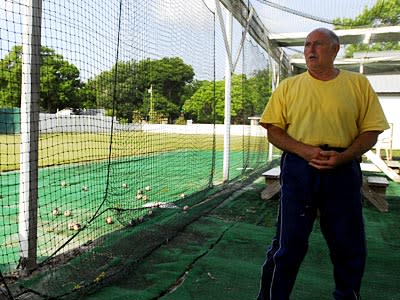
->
[367,176,389,186]
[364,150,400,182]
[362,179,389,212]
[360,163,380,172]
[387,160,400,169]
[261,166,280,179]
[261,166,281,200]
[261,180,281,200]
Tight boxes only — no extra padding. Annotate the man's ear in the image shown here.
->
[333,44,340,57]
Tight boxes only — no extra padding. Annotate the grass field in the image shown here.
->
[0,132,267,172]
[0,131,269,272]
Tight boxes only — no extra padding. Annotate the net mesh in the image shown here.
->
[1,0,399,299]
[0,0,269,285]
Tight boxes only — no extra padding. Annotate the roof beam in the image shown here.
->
[291,55,400,75]
[219,0,291,74]
[269,25,400,47]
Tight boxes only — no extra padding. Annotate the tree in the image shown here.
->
[90,57,195,123]
[246,69,272,117]
[183,79,219,123]
[0,45,88,111]
[87,61,140,122]
[0,46,22,108]
[333,0,400,57]
[183,70,271,124]
[150,57,194,106]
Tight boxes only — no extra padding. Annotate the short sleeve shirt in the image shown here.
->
[259,70,389,148]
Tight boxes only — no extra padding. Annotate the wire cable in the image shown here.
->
[254,0,344,26]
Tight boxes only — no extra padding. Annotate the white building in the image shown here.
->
[368,74,400,152]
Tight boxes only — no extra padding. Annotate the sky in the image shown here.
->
[251,0,378,33]
[204,0,377,32]
[0,0,380,81]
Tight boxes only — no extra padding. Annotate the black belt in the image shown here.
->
[319,144,347,152]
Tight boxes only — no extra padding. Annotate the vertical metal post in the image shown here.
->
[267,61,277,162]
[268,140,274,161]
[267,52,284,162]
[19,0,42,272]
[148,84,155,121]
[222,9,232,183]
[359,61,364,74]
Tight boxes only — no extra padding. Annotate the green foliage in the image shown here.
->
[183,80,216,123]
[0,45,90,112]
[333,0,400,57]
[89,57,194,123]
[0,44,269,124]
[183,70,271,124]
[0,46,22,108]
[246,69,271,118]
[174,115,186,125]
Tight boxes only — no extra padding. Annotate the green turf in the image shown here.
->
[14,175,400,300]
[0,149,267,271]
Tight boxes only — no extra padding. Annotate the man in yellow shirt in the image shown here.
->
[257,28,389,300]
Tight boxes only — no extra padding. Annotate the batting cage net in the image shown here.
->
[2,0,400,299]
[0,0,273,298]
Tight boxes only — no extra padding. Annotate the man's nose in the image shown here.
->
[309,43,316,51]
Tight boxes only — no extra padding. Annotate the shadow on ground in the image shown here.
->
[12,176,400,300]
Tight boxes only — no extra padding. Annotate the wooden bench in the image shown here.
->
[386,160,400,173]
[261,166,281,200]
[361,176,389,212]
[260,167,390,212]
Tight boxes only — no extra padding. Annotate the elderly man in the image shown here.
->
[257,28,389,300]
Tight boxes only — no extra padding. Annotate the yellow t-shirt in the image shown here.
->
[260,70,389,148]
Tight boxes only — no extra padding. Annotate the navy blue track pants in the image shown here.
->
[257,152,366,300]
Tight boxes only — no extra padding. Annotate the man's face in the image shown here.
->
[304,30,339,71]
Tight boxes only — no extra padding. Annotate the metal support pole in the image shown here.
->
[215,0,233,72]
[19,0,42,272]
[222,9,233,183]
[268,59,280,162]
[232,7,253,72]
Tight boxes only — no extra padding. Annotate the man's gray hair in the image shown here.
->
[313,28,340,46]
